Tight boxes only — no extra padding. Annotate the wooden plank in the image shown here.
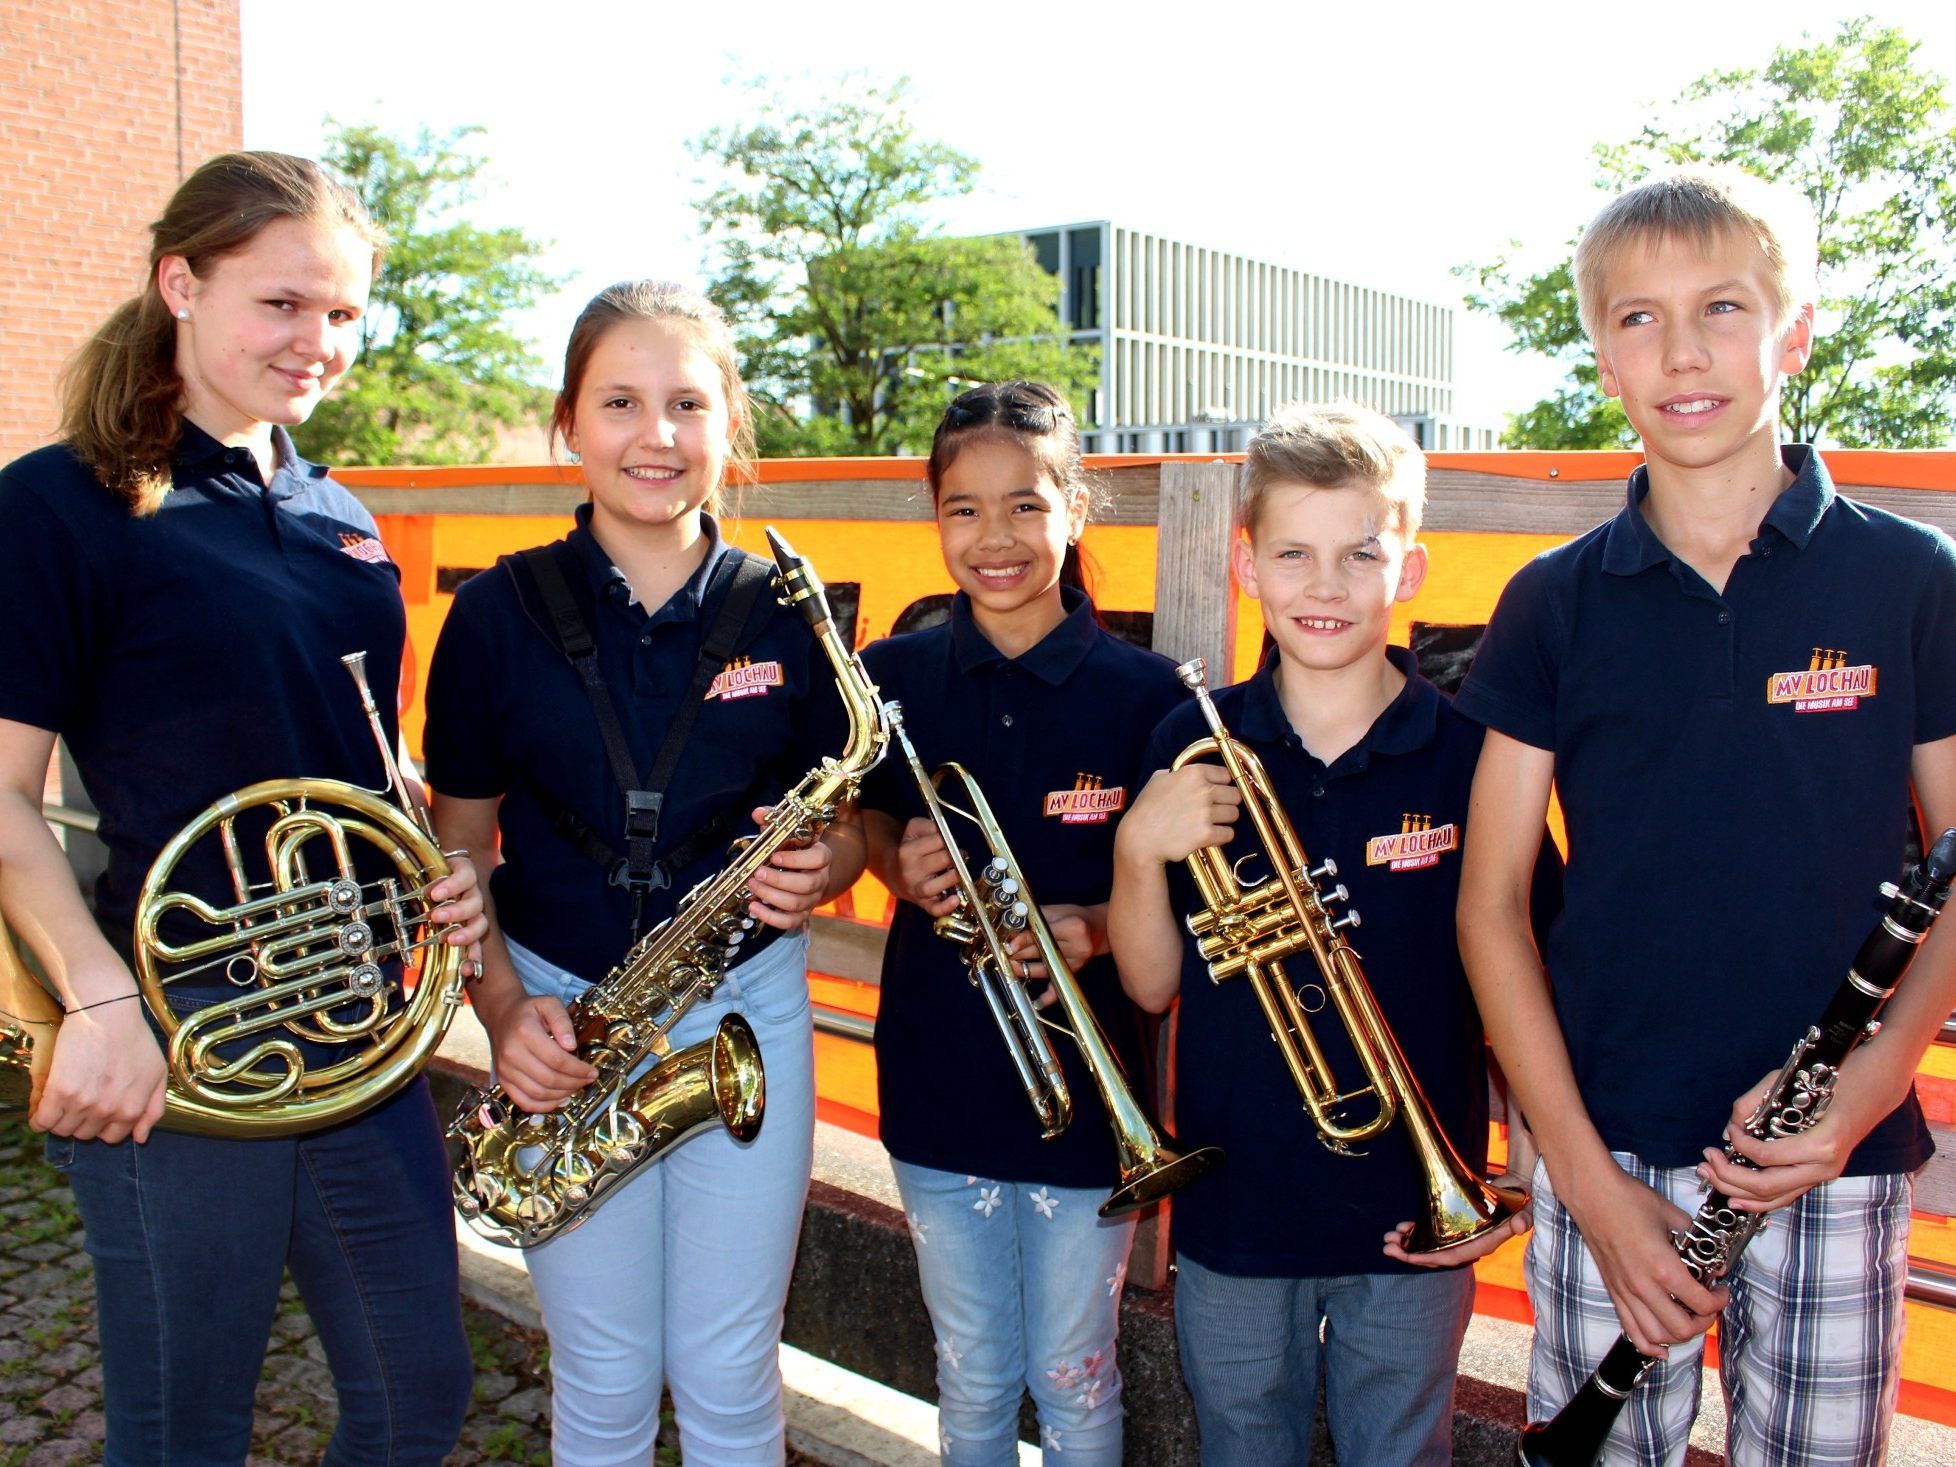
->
[810,913,885,986]
[1425,470,1956,539]
[1152,461,1240,675]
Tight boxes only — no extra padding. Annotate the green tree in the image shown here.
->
[295,123,560,466]
[1465,18,1956,449]
[693,81,1098,456]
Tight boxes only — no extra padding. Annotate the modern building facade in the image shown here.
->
[1020,221,1495,454]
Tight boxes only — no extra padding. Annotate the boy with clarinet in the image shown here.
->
[1456,165,1956,1465]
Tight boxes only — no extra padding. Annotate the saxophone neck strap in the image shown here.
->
[508,542,775,936]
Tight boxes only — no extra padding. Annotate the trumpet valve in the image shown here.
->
[999,901,1030,932]
[1324,883,1350,906]
[1328,909,1361,934]
[1307,859,1338,883]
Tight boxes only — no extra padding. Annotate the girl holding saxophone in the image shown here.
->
[423,280,864,1467]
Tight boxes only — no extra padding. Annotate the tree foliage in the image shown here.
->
[295,123,560,467]
[693,81,1098,456]
[1465,18,1956,449]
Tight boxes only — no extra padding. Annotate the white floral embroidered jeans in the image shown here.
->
[891,1159,1137,1466]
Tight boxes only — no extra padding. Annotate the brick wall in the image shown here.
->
[0,0,241,464]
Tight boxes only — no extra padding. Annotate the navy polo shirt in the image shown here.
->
[1456,447,1956,1174]
[1153,646,1558,1277]
[0,424,407,969]
[422,507,846,984]
[858,588,1184,1188]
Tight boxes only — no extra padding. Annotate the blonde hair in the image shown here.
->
[1240,401,1426,541]
[552,281,755,514]
[59,151,382,515]
[1574,165,1818,343]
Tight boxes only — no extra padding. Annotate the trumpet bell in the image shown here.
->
[1101,1140,1225,1218]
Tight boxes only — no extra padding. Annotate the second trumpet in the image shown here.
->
[889,703,1222,1217]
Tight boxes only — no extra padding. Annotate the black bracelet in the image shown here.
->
[65,991,141,1015]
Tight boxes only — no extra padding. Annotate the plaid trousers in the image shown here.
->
[1525,1152,1912,1467]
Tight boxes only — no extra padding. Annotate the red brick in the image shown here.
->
[0,0,240,458]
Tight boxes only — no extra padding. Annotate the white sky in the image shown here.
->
[241,0,1956,430]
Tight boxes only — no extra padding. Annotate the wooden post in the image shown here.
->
[1151,461,1241,677]
[1127,460,1241,1292]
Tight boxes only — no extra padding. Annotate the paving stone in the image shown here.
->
[472,1370,515,1403]
[40,1341,90,1374]
[24,1441,94,1466]
[496,1385,550,1423]
[13,1242,68,1265]
[0,1416,43,1444]
[40,1383,91,1412]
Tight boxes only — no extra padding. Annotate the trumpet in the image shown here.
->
[1,652,467,1137]
[1170,657,1525,1255]
[888,704,1221,1217]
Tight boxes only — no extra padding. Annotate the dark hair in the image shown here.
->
[551,280,755,515]
[59,151,382,515]
[924,380,1095,598]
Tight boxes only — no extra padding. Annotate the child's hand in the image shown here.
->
[889,816,962,917]
[1567,1163,1727,1359]
[486,994,599,1113]
[1699,1061,1880,1213]
[1001,904,1102,1008]
[1116,765,1241,866]
[746,806,836,930]
[1380,1181,1532,1267]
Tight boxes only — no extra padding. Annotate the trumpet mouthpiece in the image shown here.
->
[1175,658,1208,691]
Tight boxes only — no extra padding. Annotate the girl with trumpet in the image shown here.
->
[0,152,486,1464]
[858,381,1186,1466]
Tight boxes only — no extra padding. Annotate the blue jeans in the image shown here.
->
[891,1159,1138,1467]
[509,930,815,1467]
[50,1075,470,1466]
[1173,1254,1474,1467]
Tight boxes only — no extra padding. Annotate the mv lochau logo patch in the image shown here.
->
[337,532,392,565]
[1767,648,1878,714]
[1043,772,1126,824]
[1365,813,1458,871]
[705,656,783,702]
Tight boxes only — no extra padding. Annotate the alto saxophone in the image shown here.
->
[448,529,889,1248]
[3,652,467,1136]
[1519,827,1956,1467]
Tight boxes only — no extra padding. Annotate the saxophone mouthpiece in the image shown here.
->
[765,525,831,629]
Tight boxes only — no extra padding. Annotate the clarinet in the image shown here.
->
[1519,827,1956,1467]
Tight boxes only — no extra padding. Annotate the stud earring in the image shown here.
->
[175,309,189,321]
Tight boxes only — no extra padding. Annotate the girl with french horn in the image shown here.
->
[0,152,486,1464]
[422,279,865,1467]
[856,381,1187,1467]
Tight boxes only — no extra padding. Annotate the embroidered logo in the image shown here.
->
[705,657,783,702]
[338,532,392,565]
[1767,648,1878,713]
[1365,813,1458,871]
[1043,773,1126,824]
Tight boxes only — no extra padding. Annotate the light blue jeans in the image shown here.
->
[508,930,815,1467]
[891,1159,1138,1466]
[1173,1253,1474,1467]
